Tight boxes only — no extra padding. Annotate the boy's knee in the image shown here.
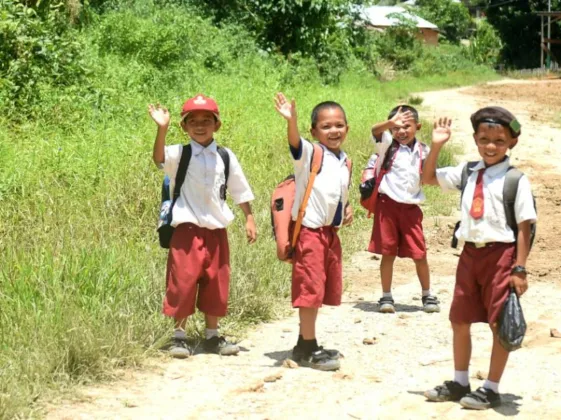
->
[451,322,471,334]
[489,322,500,335]
[381,255,397,263]
[413,257,428,265]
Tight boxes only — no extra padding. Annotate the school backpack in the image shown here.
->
[451,162,537,250]
[271,143,352,263]
[158,144,230,249]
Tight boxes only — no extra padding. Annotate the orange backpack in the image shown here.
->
[271,143,352,263]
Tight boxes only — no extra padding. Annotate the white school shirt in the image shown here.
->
[291,139,350,229]
[436,157,537,243]
[375,131,430,204]
[163,140,254,229]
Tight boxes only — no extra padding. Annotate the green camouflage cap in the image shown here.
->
[470,106,521,137]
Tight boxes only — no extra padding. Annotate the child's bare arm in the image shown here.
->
[274,92,300,150]
[371,107,415,140]
[421,117,452,185]
[343,202,353,226]
[511,220,531,296]
[148,104,170,167]
[238,202,257,244]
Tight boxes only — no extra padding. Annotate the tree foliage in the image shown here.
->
[414,0,472,44]
[0,0,88,113]
[188,0,370,82]
[485,0,561,68]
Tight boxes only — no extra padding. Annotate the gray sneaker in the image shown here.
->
[293,347,341,371]
[422,295,440,313]
[460,387,501,410]
[168,337,192,359]
[378,296,396,313]
[425,380,471,402]
[203,336,240,356]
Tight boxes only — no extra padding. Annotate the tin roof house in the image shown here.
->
[359,6,440,45]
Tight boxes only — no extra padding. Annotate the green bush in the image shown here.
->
[465,18,503,67]
[0,1,89,117]
[373,13,423,71]
[410,44,488,77]
[414,0,472,44]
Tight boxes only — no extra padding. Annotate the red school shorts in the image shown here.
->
[292,226,343,308]
[368,194,427,260]
[449,243,515,325]
[163,223,230,319]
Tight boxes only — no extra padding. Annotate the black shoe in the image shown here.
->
[203,336,240,356]
[378,296,395,313]
[425,381,471,402]
[422,295,441,313]
[291,346,340,371]
[460,387,501,410]
[292,344,340,361]
[168,337,192,359]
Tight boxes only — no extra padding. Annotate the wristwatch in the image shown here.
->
[511,265,527,275]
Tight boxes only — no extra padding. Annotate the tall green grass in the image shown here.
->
[0,7,494,419]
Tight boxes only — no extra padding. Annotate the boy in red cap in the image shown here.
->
[422,107,536,409]
[274,92,353,371]
[148,94,257,358]
[369,105,440,314]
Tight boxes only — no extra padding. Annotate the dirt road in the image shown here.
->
[45,80,561,419]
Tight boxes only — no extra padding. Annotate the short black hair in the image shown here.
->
[388,105,419,122]
[311,101,347,128]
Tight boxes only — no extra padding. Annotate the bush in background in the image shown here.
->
[0,0,89,117]
[465,18,503,67]
[414,0,472,44]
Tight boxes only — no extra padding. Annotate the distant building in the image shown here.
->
[359,6,440,45]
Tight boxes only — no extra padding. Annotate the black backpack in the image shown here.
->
[158,144,230,248]
[451,162,537,250]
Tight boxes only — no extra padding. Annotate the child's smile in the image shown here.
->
[311,107,349,154]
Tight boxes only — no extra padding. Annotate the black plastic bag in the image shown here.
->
[498,288,527,352]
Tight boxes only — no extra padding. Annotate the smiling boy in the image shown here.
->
[274,92,352,371]
[422,106,537,409]
[149,94,257,358]
[368,105,440,313]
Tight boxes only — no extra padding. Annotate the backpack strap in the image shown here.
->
[217,146,230,185]
[172,144,192,204]
[452,161,479,248]
[503,167,522,236]
[291,143,324,249]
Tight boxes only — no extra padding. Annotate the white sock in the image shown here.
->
[205,328,219,340]
[454,370,470,387]
[483,379,499,393]
[383,292,392,298]
[422,289,431,297]
[174,328,186,339]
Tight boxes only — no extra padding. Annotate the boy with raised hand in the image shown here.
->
[274,92,353,371]
[369,105,440,314]
[149,94,257,359]
[422,107,536,410]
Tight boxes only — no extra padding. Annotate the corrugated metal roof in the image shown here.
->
[359,6,439,30]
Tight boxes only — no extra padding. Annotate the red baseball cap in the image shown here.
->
[180,94,220,121]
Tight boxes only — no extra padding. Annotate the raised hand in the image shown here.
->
[148,104,170,128]
[274,92,296,121]
[432,117,452,145]
[390,106,416,128]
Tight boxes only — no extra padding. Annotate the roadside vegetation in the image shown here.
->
[0,1,499,417]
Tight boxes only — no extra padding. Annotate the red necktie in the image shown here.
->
[470,170,485,219]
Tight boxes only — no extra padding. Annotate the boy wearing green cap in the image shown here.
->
[421,107,537,410]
